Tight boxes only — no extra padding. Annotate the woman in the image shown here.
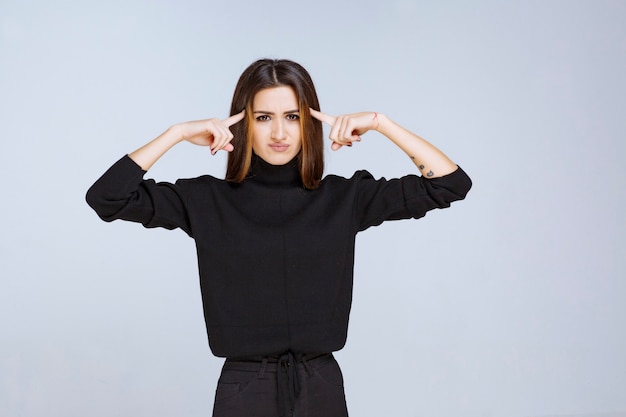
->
[86,58,471,417]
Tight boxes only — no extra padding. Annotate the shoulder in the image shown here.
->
[175,174,226,187]
[317,171,368,194]
[322,170,421,189]
[170,175,234,198]
[321,170,377,184]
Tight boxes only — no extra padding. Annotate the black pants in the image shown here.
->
[212,353,349,417]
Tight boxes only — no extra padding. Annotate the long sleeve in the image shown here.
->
[85,155,193,236]
[354,166,472,231]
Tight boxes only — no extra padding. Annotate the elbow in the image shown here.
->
[456,171,472,200]
[85,185,98,210]
[439,166,472,203]
[85,186,107,220]
[85,184,119,221]
[85,184,100,213]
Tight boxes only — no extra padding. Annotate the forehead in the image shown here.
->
[252,86,298,109]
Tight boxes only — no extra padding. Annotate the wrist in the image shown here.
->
[374,113,391,134]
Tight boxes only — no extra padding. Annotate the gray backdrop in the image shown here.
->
[1,1,625,416]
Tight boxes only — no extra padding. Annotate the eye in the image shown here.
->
[255,114,270,122]
[286,113,300,121]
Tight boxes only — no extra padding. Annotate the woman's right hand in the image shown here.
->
[176,110,245,155]
[128,111,245,171]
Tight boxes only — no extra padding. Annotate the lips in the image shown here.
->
[269,144,290,152]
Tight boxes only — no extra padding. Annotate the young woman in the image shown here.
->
[86,58,471,417]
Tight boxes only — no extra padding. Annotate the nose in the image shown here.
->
[271,119,286,141]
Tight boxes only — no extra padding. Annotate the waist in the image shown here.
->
[224,352,331,370]
[222,351,335,416]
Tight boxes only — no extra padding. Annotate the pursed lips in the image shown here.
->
[269,143,290,151]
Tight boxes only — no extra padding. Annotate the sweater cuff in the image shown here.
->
[120,154,147,174]
[429,166,472,199]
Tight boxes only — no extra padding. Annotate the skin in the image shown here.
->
[251,86,302,165]
[127,86,458,179]
[128,112,244,171]
[309,109,458,178]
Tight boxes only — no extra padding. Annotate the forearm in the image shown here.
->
[128,125,183,171]
[376,114,458,178]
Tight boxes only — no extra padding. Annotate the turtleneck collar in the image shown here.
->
[246,153,302,187]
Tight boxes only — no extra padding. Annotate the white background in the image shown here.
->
[1,1,625,416]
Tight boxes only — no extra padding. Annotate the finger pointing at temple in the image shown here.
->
[310,108,349,151]
[310,108,337,126]
[224,110,246,127]
[210,111,246,154]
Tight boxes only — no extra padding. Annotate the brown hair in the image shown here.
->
[225,59,324,189]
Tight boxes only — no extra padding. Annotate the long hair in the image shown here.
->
[225,59,324,189]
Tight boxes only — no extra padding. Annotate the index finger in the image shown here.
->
[223,110,245,127]
[310,108,336,126]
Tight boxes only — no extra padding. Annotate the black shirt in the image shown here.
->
[86,154,472,358]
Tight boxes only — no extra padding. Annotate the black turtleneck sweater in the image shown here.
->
[86,155,471,358]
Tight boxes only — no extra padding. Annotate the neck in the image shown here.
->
[247,153,301,187]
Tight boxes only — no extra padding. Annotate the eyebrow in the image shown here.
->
[253,109,300,115]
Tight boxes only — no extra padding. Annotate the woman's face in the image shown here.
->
[251,86,302,165]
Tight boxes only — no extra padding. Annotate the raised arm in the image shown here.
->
[129,111,245,171]
[86,111,245,233]
[310,109,457,178]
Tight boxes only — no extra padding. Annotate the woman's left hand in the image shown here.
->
[310,108,380,151]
